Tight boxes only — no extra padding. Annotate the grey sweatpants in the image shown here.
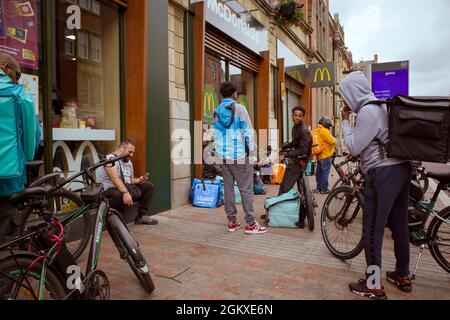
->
[222,164,255,225]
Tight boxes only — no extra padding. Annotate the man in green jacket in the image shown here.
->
[0,52,40,243]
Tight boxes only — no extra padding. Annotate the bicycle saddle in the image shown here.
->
[426,171,450,184]
[8,185,52,207]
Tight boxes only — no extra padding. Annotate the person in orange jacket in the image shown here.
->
[313,117,336,194]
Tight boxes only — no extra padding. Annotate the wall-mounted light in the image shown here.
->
[65,35,76,40]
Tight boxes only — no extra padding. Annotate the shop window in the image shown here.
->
[229,64,254,123]
[53,0,121,177]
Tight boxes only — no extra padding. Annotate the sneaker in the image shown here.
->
[349,279,387,300]
[320,190,331,195]
[313,189,321,193]
[245,222,268,235]
[135,216,158,225]
[386,271,412,293]
[228,220,241,232]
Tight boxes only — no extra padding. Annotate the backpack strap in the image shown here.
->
[362,100,390,160]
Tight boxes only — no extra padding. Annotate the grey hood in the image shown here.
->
[339,71,377,114]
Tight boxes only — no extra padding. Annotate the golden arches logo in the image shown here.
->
[314,67,331,82]
[203,91,216,112]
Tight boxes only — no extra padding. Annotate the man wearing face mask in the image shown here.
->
[97,139,158,225]
[0,52,40,243]
[340,71,411,300]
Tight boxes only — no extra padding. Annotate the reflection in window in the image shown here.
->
[77,31,89,59]
[53,0,121,170]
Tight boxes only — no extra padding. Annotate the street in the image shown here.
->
[81,171,450,300]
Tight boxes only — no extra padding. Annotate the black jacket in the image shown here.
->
[282,123,312,159]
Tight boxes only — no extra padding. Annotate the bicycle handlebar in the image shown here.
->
[51,153,130,192]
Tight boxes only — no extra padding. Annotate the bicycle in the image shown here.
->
[23,160,91,261]
[0,154,155,300]
[330,154,363,191]
[321,163,450,277]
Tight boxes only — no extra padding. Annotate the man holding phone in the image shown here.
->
[97,139,158,225]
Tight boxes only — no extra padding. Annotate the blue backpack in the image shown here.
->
[264,190,301,228]
[190,178,224,208]
[0,95,24,179]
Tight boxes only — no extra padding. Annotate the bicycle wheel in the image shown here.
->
[0,255,67,300]
[302,176,315,231]
[22,190,90,261]
[428,208,450,273]
[321,186,364,260]
[331,178,351,191]
[107,214,155,293]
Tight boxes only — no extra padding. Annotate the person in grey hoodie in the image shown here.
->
[340,71,412,300]
[213,81,267,235]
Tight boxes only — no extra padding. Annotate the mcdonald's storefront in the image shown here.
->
[198,0,270,145]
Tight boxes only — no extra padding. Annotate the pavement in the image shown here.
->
[80,168,450,300]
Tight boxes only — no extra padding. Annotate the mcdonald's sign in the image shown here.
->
[203,85,218,125]
[308,62,335,88]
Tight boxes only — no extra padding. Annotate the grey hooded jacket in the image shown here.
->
[340,71,406,174]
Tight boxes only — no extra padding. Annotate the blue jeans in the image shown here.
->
[316,157,332,191]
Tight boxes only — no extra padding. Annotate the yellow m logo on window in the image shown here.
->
[314,67,331,82]
[204,92,216,112]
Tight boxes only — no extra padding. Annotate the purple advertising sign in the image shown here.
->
[372,61,409,100]
[0,0,39,70]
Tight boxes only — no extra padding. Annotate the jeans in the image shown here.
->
[316,157,332,191]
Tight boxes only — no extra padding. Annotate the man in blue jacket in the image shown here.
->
[214,81,267,235]
[341,71,411,300]
[0,52,40,243]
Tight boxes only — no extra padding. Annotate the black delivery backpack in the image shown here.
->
[384,95,450,163]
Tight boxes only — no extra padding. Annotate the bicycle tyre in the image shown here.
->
[331,178,351,191]
[108,214,155,293]
[303,176,315,231]
[0,255,67,300]
[48,190,90,260]
[321,186,364,260]
[428,208,450,273]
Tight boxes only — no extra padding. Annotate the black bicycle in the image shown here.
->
[0,154,155,300]
[321,162,450,277]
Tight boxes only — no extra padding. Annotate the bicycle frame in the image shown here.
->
[0,154,129,300]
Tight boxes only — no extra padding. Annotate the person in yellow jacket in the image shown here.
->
[313,117,336,194]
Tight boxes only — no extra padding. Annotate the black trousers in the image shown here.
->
[363,163,411,277]
[0,198,18,244]
[105,182,154,218]
[278,163,306,221]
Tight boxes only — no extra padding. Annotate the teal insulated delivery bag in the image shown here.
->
[264,190,301,228]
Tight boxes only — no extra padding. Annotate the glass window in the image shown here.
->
[77,30,89,59]
[92,1,101,15]
[78,0,90,11]
[90,34,101,63]
[229,64,255,123]
[53,0,121,176]
[65,28,76,57]
[203,52,225,129]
